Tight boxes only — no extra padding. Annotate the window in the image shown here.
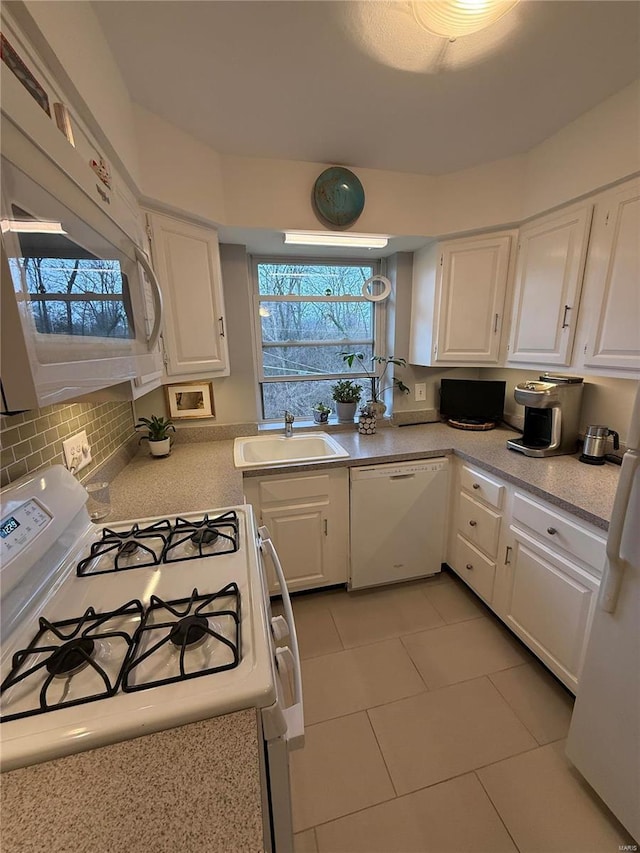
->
[253,258,383,419]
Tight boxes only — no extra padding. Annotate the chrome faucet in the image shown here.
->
[284,410,295,437]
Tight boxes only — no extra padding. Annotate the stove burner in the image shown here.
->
[1,600,144,723]
[119,540,140,557]
[190,528,219,547]
[169,615,209,648]
[45,638,96,677]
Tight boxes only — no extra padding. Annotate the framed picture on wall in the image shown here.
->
[165,381,215,420]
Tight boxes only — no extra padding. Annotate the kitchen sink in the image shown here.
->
[233,432,349,469]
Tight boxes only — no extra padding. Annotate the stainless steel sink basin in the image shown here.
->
[233,432,349,469]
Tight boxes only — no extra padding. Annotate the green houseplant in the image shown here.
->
[331,379,363,423]
[135,415,175,458]
[312,401,331,424]
[341,352,410,417]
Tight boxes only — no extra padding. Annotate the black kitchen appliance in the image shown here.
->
[439,379,506,429]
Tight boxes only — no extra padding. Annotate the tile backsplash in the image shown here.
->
[1,401,136,488]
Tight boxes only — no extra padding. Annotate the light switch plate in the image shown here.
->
[62,430,92,473]
[414,383,427,402]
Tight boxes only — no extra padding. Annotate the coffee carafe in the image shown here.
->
[506,374,584,458]
[579,425,620,465]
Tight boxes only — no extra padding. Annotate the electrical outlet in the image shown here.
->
[62,430,92,473]
[414,383,427,402]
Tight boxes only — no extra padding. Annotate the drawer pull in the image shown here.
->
[469,520,477,527]
[465,563,474,571]
[547,527,557,535]
[472,483,480,490]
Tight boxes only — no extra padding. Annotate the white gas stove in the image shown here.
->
[0,466,303,851]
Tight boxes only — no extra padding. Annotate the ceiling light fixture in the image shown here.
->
[283,231,389,249]
[412,0,519,40]
[0,219,67,235]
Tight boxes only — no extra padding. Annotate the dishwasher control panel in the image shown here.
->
[351,458,448,480]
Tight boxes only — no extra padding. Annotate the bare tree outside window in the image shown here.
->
[255,261,378,419]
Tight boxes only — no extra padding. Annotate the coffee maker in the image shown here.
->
[506,374,584,458]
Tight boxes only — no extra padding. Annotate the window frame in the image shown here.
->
[250,255,387,421]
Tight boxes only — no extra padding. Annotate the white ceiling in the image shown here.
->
[93,1,640,177]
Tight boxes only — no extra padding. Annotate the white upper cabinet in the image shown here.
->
[581,179,640,372]
[145,211,229,378]
[410,233,512,366]
[507,203,593,367]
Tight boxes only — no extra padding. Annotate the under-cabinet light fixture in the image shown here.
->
[283,231,389,249]
[1,219,67,235]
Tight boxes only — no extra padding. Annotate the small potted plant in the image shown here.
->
[312,402,331,424]
[358,402,377,435]
[341,352,410,417]
[331,379,362,423]
[135,415,175,458]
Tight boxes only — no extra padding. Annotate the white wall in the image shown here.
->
[131,80,638,241]
[522,80,640,220]
[134,106,226,225]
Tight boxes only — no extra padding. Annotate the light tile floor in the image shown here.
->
[280,570,635,853]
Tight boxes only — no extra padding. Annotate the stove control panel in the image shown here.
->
[0,499,52,562]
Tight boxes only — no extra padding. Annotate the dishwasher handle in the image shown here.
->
[390,473,415,480]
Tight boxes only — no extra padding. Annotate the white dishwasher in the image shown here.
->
[350,458,449,590]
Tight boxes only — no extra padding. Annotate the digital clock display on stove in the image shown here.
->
[0,516,20,538]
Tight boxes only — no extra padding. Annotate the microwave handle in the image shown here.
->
[135,247,164,350]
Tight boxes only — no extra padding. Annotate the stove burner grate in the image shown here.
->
[76,512,239,576]
[0,600,144,723]
[122,584,241,692]
[163,511,239,564]
[77,520,172,577]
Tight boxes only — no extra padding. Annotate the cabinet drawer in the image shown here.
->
[258,474,331,504]
[512,492,606,574]
[458,493,501,557]
[460,466,505,509]
[454,534,496,602]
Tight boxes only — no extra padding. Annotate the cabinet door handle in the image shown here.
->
[324,519,328,536]
[465,563,474,571]
[218,315,225,337]
[494,313,499,333]
[472,483,480,490]
[504,545,512,565]
[547,527,557,535]
[469,520,477,527]
[561,305,571,329]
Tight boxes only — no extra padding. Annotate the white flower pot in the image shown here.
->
[149,437,171,457]
[336,401,357,423]
[367,400,387,418]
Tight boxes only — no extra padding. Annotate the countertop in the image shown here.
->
[1,710,264,853]
[109,423,620,530]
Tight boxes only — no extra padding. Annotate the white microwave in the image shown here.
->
[0,101,163,412]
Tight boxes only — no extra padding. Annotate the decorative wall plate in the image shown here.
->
[313,166,365,227]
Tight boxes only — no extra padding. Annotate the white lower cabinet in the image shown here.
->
[243,468,349,594]
[448,459,605,692]
[447,463,506,606]
[503,529,599,692]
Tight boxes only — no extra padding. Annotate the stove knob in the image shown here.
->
[271,615,290,641]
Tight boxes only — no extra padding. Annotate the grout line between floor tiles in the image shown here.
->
[473,769,523,853]
[364,707,400,800]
